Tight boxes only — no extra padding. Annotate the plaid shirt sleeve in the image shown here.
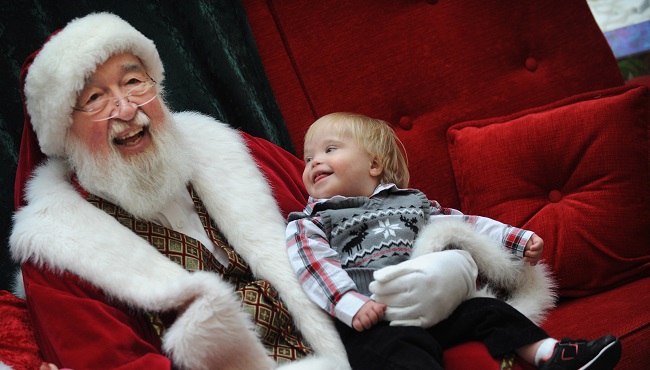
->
[286,216,369,327]
[429,201,533,258]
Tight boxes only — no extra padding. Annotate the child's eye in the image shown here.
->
[305,157,313,163]
[326,146,336,153]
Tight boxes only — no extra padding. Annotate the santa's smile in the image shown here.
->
[113,126,148,146]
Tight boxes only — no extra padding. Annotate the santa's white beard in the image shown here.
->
[64,110,193,219]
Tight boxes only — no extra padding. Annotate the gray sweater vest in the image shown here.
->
[293,189,432,295]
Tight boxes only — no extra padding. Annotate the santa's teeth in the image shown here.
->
[115,128,142,141]
[113,127,145,145]
[125,128,141,139]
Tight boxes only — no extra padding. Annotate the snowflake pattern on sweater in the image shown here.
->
[286,184,531,326]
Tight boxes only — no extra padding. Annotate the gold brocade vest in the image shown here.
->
[86,186,311,362]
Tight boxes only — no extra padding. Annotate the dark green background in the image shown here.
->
[0,0,293,291]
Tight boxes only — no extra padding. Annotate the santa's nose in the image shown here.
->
[110,97,138,122]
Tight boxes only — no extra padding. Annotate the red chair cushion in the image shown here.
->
[542,278,650,369]
[447,85,650,297]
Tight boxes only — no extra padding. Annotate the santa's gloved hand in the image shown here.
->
[369,249,477,328]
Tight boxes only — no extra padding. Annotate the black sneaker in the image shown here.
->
[538,335,622,370]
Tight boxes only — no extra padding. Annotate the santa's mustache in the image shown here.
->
[109,111,151,140]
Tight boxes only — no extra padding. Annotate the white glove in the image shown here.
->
[369,249,478,328]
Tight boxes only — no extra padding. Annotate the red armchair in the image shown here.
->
[1,1,647,369]
[242,1,650,368]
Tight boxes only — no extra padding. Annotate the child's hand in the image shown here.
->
[523,233,544,266]
[352,300,386,332]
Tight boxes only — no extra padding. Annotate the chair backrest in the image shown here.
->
[243,0,623,207]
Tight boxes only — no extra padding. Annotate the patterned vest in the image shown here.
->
[294,188,432,295]
[86,186,311,363]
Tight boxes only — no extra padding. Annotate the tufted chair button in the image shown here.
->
[548,190,563,203]
[399,116,413,130]
[525,57,538,72]
[426,0,438,4]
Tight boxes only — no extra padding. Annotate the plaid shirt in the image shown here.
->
[285,184,533,327]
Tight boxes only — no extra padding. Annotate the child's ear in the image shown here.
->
[370,158,383,177]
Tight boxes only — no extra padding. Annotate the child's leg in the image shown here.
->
[427,297,549,358]
[335,320,443,370]
[427,297,621,369]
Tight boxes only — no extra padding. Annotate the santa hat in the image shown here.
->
[15,12,164,209]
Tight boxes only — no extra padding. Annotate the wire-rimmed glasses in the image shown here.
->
[72,79,158,122]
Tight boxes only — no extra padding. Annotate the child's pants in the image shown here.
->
[335,297,549,370]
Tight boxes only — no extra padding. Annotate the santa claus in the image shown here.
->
[11,12,349,370]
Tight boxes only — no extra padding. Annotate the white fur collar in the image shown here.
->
[10,112,348,370]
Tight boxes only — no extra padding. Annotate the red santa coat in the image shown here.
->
[10,112,349,370]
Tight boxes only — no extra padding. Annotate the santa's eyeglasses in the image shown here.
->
[72,79,157,122]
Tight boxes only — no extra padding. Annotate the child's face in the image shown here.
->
[302,124,382,199]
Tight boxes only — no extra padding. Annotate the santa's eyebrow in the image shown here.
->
[122,63,146,74]
[82,63,147,85]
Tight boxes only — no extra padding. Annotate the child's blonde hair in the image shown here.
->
[305,112,410,188]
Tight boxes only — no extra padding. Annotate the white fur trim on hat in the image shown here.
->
[24,12,164,157]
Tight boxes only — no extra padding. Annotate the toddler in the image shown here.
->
[286,112,621,370]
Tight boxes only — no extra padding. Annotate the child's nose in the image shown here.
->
[311,155,323,166]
